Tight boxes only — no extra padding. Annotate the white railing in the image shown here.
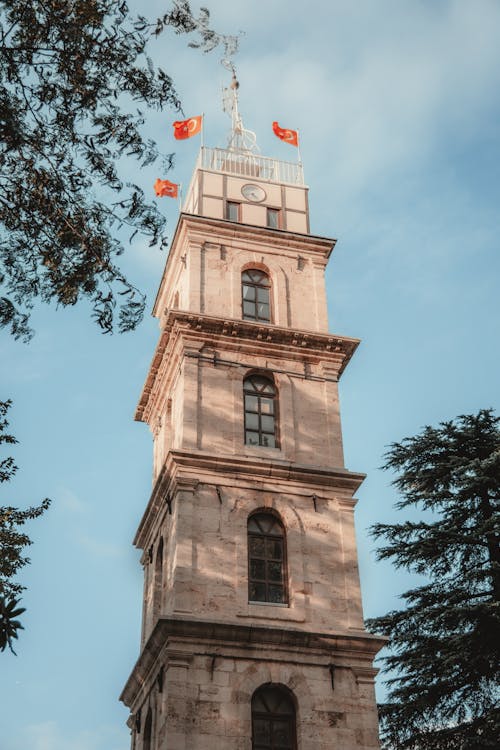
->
[195,147,305,186]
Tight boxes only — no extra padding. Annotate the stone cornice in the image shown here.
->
[120,615,386,708]
[136,311,359,423]
[133,449,365,550]
[152,213,336,317]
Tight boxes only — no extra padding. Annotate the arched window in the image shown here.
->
[143,707,153,750]
[242,269,271,322]
[244,374,277,448]
[252,684,296,750]
[248,512,287,604]
[152,537,163,618]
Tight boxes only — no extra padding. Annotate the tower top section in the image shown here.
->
[182,67,307,232]
[213,64,304,184]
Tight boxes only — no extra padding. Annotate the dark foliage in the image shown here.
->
[0,0,237,339]
[0,400,50,653]
[367,409,500,749]
[0,595,25,654]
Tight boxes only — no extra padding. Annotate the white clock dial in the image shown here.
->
[241,183,266,203]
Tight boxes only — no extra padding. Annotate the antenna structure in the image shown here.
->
[221,61,259,154]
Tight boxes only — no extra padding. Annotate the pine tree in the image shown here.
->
[0,0,237,339]
[367,409,500,749]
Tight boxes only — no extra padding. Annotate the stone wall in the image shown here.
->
[126,622,382,750]
[140,470,365,645]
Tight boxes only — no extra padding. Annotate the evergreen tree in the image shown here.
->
[367,409,500,749]
[0,400,49,653]
[0,0,236,339]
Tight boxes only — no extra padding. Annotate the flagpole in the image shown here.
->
[179,183,183,212]
[201,112,205,150]
[296,130,302,165]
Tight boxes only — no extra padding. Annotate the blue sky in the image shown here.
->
[1,1,499,748]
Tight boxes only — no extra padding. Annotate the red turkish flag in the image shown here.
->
[154,179,178,198]
[272,121,298,147]
[172,115,202,140]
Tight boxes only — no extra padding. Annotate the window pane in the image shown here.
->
[249,536,265,556]
[257,303,270,321]
[227,202,239,221]
[274,697,293,715]
[261,434,276,448]
[246,430,260,445]
[245,412,259,430]
[268,540,283,559]
[245,395,258,412]
[253,687,294,716]
[261,415,275,433]
[259,398,274,415]
[268,585,284,603]
[267,209,279,229]
[257,287,270,303]
[259,381,275,393]
[249,582,267,601]
[244,376,277,450]
[250,559,266,580]
[243,300,256,317]
[256,515,274,534]
[248,516,287,606]
[250,270,266,283]
[269,519,284,535]
[249,376,274,393]
[252,695,267,712]
[253,718,271,745]
[243,284,256,301]
[273,720,292,746]
[267,561,283,582]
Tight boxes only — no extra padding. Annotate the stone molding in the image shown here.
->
[133,449,365,549]
[135,310,359,423]
[120,615,387,708]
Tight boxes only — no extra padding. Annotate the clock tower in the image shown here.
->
[120,76,384,750]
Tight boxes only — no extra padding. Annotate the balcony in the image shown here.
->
[194,146,305,186]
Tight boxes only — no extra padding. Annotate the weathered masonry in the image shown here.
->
[120,79,384,750]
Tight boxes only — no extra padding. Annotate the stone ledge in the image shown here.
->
[120,615,386,708]
[133,450,365,549]
[136,310,359,422]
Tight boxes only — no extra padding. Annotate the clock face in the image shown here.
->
[241,183,266,203]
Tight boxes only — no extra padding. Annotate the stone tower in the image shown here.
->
[120,81,384,750]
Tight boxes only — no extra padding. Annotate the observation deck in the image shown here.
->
[183,146,305,213]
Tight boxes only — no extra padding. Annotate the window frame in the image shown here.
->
[247,511,288,605]
[251,684,297,750]
[226,200,241,222]
[266,207,281,229]
[241,268,272,323]
[243,373,279,449]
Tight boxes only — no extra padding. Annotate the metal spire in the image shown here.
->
[221,61,258,153]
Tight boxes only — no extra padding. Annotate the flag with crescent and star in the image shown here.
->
[272,121,298,147]
[154,179,179,198]
[173,115,203,140]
